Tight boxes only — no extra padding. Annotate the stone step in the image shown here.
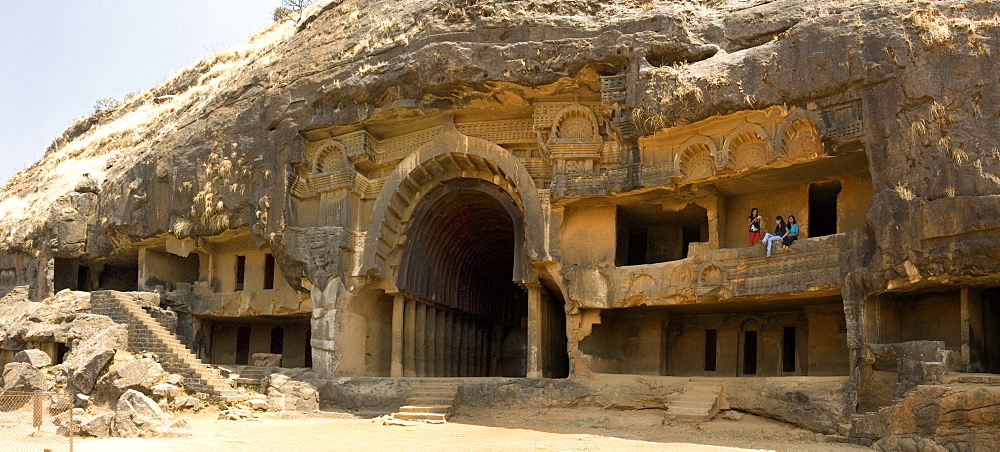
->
[409,387,458,395]
[669,400,717,409]
[392,412,447,422]
[406,396,456,405]
[399,405,452,414]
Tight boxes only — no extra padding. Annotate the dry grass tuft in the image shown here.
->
[895,183,915,201]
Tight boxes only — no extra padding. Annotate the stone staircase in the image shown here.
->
[390,379,461,423]
[90,291,246,404]
[235,366,267,388]
[666,377,724,421]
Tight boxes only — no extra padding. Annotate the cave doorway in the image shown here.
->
[739,319,761,376]
[982,289,1000,373]
[396,179,532,377]
[809,180,842,237]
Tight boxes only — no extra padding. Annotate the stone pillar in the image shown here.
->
[390,294,404,377]
[961,286,971,368]
[404,298,416,377]
[443,312,453,377]
[454,316,463,377]
[426,306,437,377]
[478,324,488,376]
[415,303,427,377]
[526,284,543,378]
[459,319,469,377]
[436,310,446,377]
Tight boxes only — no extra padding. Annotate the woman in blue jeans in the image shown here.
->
[761,216,786,257]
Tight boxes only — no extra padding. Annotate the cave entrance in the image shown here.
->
[980,289,1000,373]
[809,180,842,237]
[394,179,532,377]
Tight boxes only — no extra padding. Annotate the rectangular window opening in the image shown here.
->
[782,326,797,373]
[235,255,246,291]
[264,253,276,290]
[616,204,709,266]
[808,180,842,237]
[704,329,717,372]
[235,326,251,365]
[743,331,758,375]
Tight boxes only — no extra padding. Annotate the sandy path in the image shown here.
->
[73,416,764,451]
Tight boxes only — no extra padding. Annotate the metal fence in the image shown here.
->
[0,392,73,452]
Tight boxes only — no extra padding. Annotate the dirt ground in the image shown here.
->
[72,407,867,451]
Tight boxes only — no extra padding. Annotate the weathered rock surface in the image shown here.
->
[13,349,52,368]
[56,410,114,438]
[62,325,126,393]
[721,377,849,434]
[853,384,1000,450]
[96,356,165,402]
[264,373,319,412]
[872,434,948,452]
[110,389,173,438]
[1,362,53,392]
[252,353,282,367]
[150,383,183,402]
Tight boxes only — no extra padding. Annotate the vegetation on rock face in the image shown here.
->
[92,98,121,112]
[273,0,315,22]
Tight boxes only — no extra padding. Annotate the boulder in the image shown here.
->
[170,396,203,411]
[873,434,949,452]
[62,325,125,393]
[48,393,73,414]
[96,357,164,401]
[264,373,319,412]
[162,373,184,387]
[14,349,52,368]
[56,411,114,438]
[151,383,182,402]
[252,353,282,367]
[721,377,850,434]
[110,389,173,438]
[2,362,53,392]
[62,314,119,346]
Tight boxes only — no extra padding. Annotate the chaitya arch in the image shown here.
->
[357,116,565,378]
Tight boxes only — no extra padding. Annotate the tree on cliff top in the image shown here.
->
[273,0,314,22]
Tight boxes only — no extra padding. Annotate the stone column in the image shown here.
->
[436,310,446,377]
[526,284,543,378]
[404,298,416,377]
[390,294,404,377]
[426,306,437,377]
[961,286,971,368]
[459,319,469,377]
[443,312,453,377]
[415,303,427,377]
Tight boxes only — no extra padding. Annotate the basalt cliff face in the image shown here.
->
[3,0,1000,447]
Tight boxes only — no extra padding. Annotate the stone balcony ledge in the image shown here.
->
[563,229,860,309]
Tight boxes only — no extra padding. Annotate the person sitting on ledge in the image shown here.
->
[760,216,786,258]
[782,214,799,253]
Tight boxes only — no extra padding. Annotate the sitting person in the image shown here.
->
[782,215,799,252]
[760,216,786,258]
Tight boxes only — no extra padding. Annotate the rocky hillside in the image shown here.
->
[2,0,999,293]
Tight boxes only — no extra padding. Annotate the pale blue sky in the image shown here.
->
[0,0,283,185]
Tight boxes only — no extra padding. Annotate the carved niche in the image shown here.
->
[546,104,604,174]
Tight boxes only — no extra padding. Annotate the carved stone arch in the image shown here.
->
[721,123,771,170]
[549,104,601,143]
[774,109,825,159]
[678,137,716,181]
[698,264,724,286]
[313,141,349,174]
[360,120,546,292]
[740,316,763,332]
